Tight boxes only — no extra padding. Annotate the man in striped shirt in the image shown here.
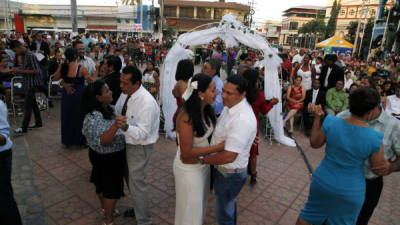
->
[9,40,43,135]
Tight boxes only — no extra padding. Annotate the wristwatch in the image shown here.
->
[122,124,129,132]
[198,156,204,165]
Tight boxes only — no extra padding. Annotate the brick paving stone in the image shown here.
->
[46,196,94,225]
[262,183,299,207]
[278,208,300,225]
[237,209,274,225]
[35,154,74,171]
[247,195,287,223]
[39,179,75,208]
[48,161,87,182]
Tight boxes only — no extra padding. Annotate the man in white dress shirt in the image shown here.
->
[201,75,257,225]
[386,85,400,120]
[73,40,97,76]
[292,49,305,64]
[115,66,160,225]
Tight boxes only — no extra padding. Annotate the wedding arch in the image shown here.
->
[161,14,295,147]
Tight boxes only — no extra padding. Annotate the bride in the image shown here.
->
[173,73,224,225]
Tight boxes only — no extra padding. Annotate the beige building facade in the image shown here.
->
[325,0,394,37]
[279,6,326,47]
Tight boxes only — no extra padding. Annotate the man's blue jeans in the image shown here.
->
[213,167,247,225]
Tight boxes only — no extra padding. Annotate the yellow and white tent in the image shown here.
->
[316,36,354,55]
[316,35,354,48]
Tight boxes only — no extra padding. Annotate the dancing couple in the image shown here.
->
[173,73,257,225]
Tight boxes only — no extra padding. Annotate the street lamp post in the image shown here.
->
[71,0,78,33]
[353,0,367,57]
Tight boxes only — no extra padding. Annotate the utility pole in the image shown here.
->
[353,0,367,57]
[358,10,369,57]
[140,0,143,37]
[71,0,78,33]
[381,0,393,49]
[159,0,164,42]
[4,0,11,34]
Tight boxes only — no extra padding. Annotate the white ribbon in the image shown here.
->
[182,78,198,101]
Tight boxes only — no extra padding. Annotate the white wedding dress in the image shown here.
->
[173,123,213,225]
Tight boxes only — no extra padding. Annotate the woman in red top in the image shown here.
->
[284,76,306,133]
[243,68,278,184]
[172,59,194,144]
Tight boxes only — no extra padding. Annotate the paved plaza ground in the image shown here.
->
[9,101,400,225]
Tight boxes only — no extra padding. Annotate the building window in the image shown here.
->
[214,9,230,20]
[197,7,212,19]
[340,9,346,16]
[349,9,355,16]
[117,18,121,23]
[165,6,176,17]
[180,6,194,18]
[289,22,298,30]
[126,19,130,23]
[370,9,376,16]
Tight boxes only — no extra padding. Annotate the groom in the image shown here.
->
[201,75,257,225]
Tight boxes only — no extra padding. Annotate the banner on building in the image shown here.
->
[117,23,142,32]
[14,14,25,34]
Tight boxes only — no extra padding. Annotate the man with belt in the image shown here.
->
[10,40,43,135]
[201,75,257,225]
[338,103,400,225]
[114,65,160,225]
[0,100,22,225]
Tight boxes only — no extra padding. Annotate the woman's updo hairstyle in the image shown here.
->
[183,73,216,137]
[61,48,78,80]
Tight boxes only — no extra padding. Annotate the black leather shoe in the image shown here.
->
[123,208,135,218]
[250,173,257,185]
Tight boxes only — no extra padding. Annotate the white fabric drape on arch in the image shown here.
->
[162,14,295,146]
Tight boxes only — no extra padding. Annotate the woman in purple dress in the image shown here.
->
[54,48,95,147]
[226,47,236,77]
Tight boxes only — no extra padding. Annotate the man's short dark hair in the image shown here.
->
[207,59,221,76]
[349,87,380,117]
[72,40,83,48]
[122,65,142,85]
[105,55,122,72]
[325,54,337,62]
[9,40,22,50]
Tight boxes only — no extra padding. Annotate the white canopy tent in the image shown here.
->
[161,14,295,147]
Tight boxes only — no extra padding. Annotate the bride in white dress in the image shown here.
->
[173,73,224,225]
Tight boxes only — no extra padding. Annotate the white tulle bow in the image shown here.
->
[182,78,198,101]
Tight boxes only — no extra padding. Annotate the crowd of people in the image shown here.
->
[0,30,400,225]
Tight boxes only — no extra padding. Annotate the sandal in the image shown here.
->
[100,208,120,218]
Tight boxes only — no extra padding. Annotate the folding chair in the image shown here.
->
[47,75,62,117]
[10,77,25,124]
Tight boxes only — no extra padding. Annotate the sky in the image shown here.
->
[16,0,328,27]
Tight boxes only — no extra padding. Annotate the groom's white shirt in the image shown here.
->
[211,98,257,169]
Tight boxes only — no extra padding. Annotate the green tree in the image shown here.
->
[361,18,375,50]
[121,0,141,5]
[346,19,374,56]
[384,2,400,52]
[325,0,341,39]
[298,19,327,34]
[346,21,358,44]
